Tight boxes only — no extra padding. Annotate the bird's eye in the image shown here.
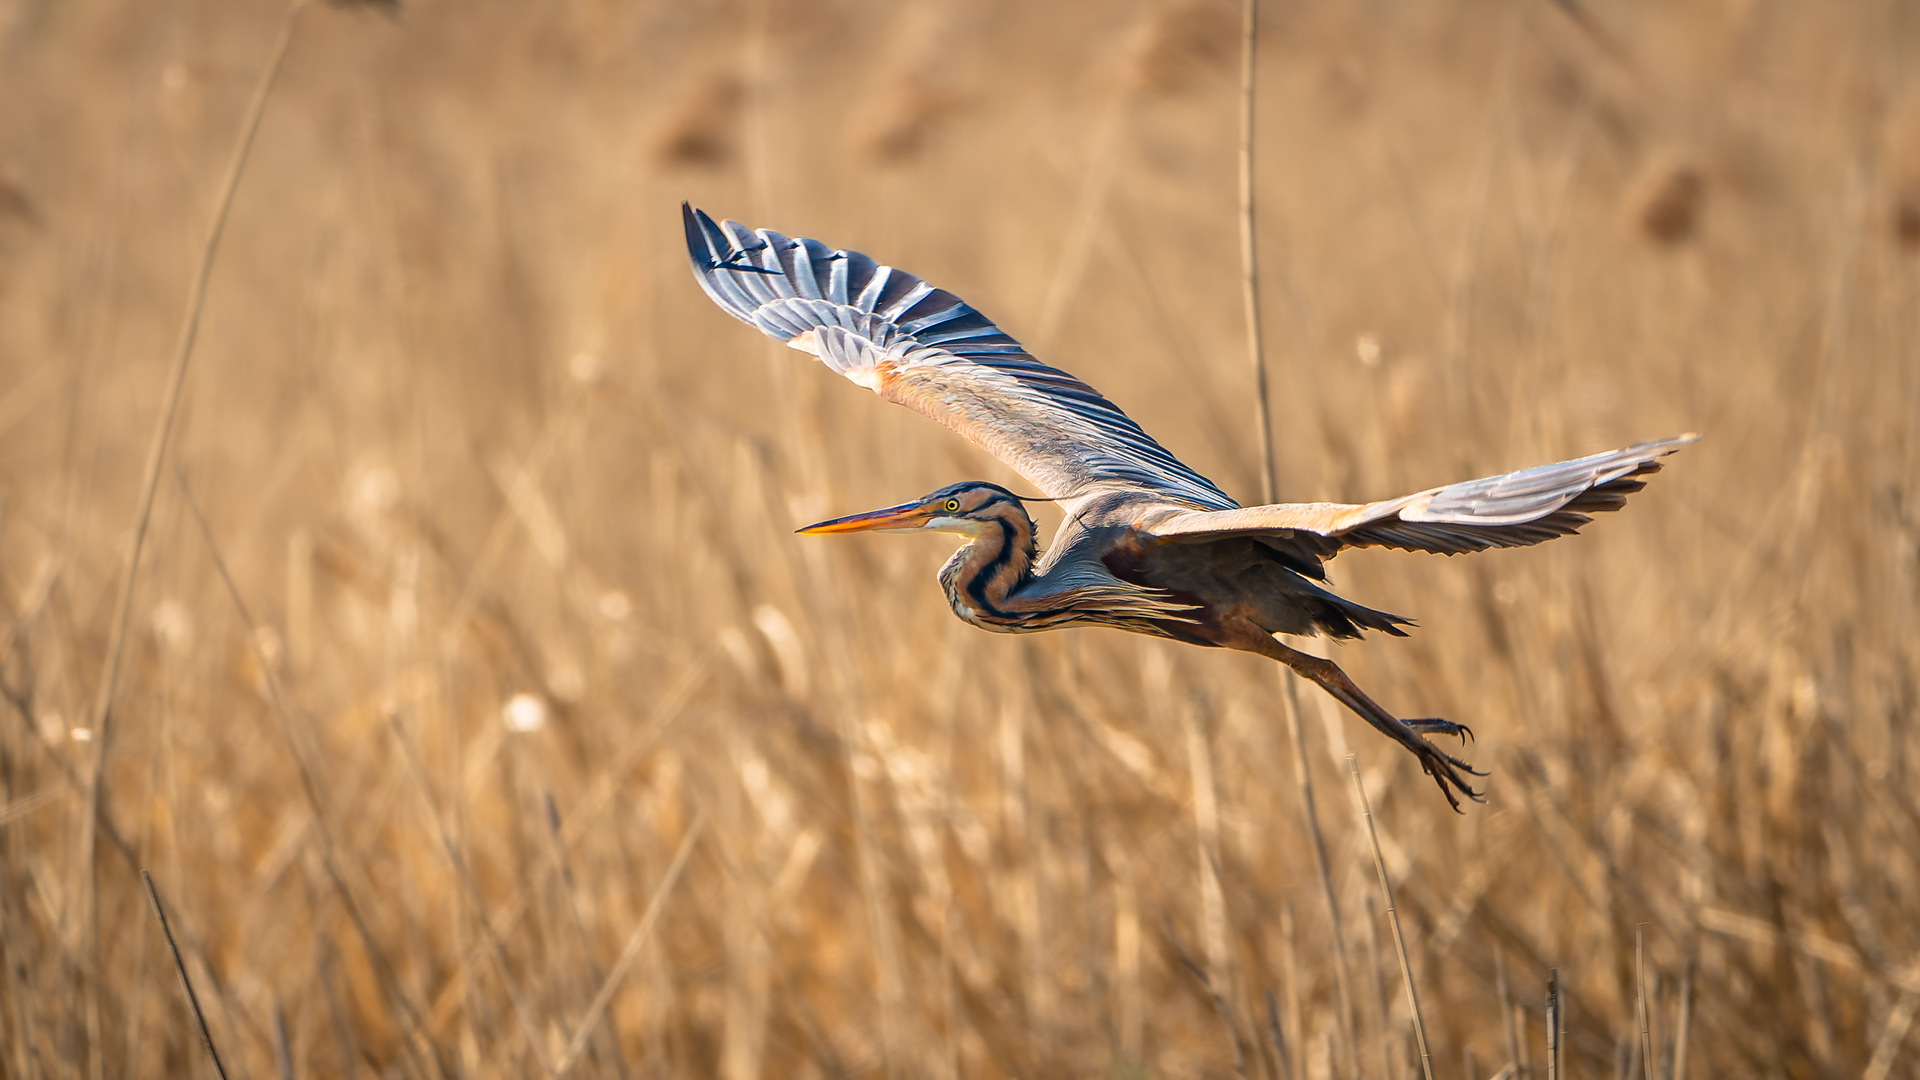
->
[944,499,961,513]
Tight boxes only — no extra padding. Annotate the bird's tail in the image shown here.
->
[1296,578,1413,640]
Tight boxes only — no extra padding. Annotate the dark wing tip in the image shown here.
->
[682,202,719,270]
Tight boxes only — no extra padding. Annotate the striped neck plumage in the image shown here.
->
[937,496,1040,631]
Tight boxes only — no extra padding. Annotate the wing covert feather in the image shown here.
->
[1143,435,1698,558]
[684,204,1237,511]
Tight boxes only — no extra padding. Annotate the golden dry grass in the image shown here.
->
[2,0,1918,1077]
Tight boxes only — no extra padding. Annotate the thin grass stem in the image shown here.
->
[83,7,310,1077]
[142,870,231,1080]
[555,812,704,1078]
[1865,989,1919,1080]
[178,472,449,1080]
[1285,680,1359,1078]
[1164,914,1250,1078]
[1636,927,1654,1080]
[541,792,633,1080]
[384,711,557,1079]
[1497,942,1522,1080]
[1361,893,1393,1080]
[1237,0,1275,503]
[1348,755,1435,1080]
[1266,989,1289,1080]
[1671,962,1692,1080]
[272,998,295,1080]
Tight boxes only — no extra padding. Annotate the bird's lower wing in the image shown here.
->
[1141,435,1698,557]
[683,204,1238,512]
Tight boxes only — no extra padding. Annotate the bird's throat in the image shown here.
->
[937,505,1039,631]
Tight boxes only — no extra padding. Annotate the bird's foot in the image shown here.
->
[1251,632,1487,811]
[1406,717,1474,744]
[1400,731,1488,813]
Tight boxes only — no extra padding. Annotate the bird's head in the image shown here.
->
[796,481,1034,538]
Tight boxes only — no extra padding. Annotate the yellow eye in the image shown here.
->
[944,499,961,513]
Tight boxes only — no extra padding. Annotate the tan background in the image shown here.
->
[2,0,1917,1076]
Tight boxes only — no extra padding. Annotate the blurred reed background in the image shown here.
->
[2,0,1918,1076]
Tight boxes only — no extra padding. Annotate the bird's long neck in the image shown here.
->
[938,498,1041,631]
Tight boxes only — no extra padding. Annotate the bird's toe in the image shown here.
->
[1408,737,1487,812]
[1407,717,1474,744]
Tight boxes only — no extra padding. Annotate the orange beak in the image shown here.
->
[795,500,934,535]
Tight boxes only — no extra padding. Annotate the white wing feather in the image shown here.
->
[684,204,1237,513]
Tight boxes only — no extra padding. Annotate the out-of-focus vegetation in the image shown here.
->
[1,0,1917,1076]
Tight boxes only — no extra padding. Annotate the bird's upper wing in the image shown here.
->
[1139,435,1697,564]
[683,205,1238,511]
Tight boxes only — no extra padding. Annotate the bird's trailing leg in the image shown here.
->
[1226,617,1485,810]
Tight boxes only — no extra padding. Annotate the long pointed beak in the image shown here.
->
[796,500,932,535]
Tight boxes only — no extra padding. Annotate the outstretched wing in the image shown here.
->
[1141,435,1697,572]
[683,204,1237,512]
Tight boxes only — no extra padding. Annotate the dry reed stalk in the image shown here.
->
[1419,8,1515,449]
[1030,91,1133,353]
[1182,697,1238,1053]
[1865,989,1919,1080]
[718,741,771,1080]
[81,6,311,1075]
[0,558,57,690]
[1025,1,1203,353]
[1236,0,1275,504]
[1164,913,1250,1078]
[1284,678,1360,1077]
[770,373,915,1079]
[553,811,704,1078]
[0,697,140,869]
[1635,928,1653,1080]
[1111,843,1143,1063]
[1671,962,1691,1080]
[1348,756,1435,1080]
[695,831,850,1078]
[1266,990,1288,1080]
[1546,971,1562,1080]
[142,870,231,1080]
[940,876,959,1080]
[312,919,359,1078]
[179,476,449,1080]
[120,700,167,1080]
[1544,0,1636,69]
[384,711,557,1079]
[1361,893,1394,1080]
[0,868,33,1080]
[1497,942,1522,1079]
[1280,904,1304,1080]
[847,710,912,1076]
[1518,996,1533,1080]
[272,998,295,1080]
[421,650,715,1033]
[740,0,775,219]
[540,793,632,1080]
[441,394,593,651]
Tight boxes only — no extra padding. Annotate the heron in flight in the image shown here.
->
[683,204,1694,808]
